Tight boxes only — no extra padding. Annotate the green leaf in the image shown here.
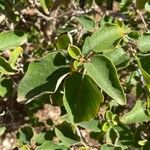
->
[106,111,113,122]
[33,133,46,145]
[0,78,13,97]
[17,52,70,102]
[56,32,72,50]
[82,23,126,54]
[64,72,103,123]
[104,48,130,67]
[39,0,53,14]
[113,123,133,146]
[106,128,119,145]
[102,122,111,132]
[73,60,82,69]
[55,122,80,147]
[85,55,126,105]
[76,16,95,31]
[78,119,100,132]
[139,55,150,74]
[53,52,66,66]
[137,56,150,90]
[21,145,30,150]
[138,34,150,53]
[136,0,148,9]
[51,83,64,106]
[0,56,17,74]
[68,44,81,59]
[138,140,147,146]
[37,141,68,150]
[17,126,34,144]
[120,100,150,124]
[0,31,27,51]
[9,47,23,67]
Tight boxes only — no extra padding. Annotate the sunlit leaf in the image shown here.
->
[0,31,27,51]
[82,23,126,54]
[85,55,126,105]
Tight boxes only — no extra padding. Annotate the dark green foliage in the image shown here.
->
[0,0,150,149]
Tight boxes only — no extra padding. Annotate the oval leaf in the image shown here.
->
[17,52,69,102]
[64,72,103,123]
[82,23,126,54]
[56,32,72,50]
[85,55,126,105]
[68,44,81,59]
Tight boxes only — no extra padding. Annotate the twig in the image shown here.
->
[76,126,100,149]
[34,8,56,21]
[137,10,148,31]
[34,7,92,21]
[131,2,148,31]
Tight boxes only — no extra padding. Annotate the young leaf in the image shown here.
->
[120,100,150,124]
[17,52,70,102]
[0,31,27,51]
[9,47,23,67]
[82,23,126,54]
[64,72,103,123]
[137,34,150,53]
[68,44,81,59]
[106,111,113,122]
[102,122,111,132]
[56,32,72,50]
[85,55,126,105]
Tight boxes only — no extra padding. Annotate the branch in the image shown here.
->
[137,10,148,31]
